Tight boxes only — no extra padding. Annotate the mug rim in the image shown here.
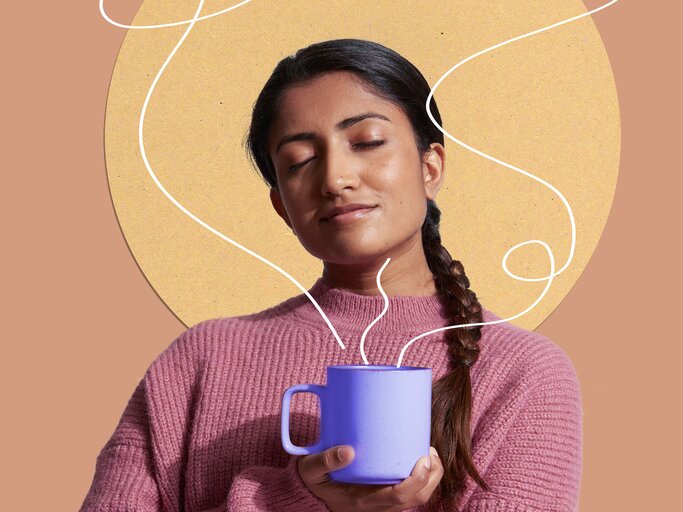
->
[327,365,430,371]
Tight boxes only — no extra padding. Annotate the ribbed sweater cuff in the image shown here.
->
[227,456,329,511]
[465,497,552,512]
[80,443,161,511]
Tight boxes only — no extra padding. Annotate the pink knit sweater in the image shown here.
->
[80,278,582,511]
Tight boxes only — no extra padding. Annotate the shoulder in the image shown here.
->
[470,309,583,455]
[141,319,217,383]
[150,295,309,366]
[465,310,583,510]
[477,308,581,404]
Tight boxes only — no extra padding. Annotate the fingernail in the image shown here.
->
[337,446,352,462]
[429,446,438,458]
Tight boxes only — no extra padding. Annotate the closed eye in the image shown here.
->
[286,141,384,172]
[288,156,316,173]
[352,140,385,149]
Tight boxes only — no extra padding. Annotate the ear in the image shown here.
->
[422,143,446,201]
[269,188,293,229]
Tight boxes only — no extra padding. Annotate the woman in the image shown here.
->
[81,39,582,512]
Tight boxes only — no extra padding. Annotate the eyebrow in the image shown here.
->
[275,112,391,154]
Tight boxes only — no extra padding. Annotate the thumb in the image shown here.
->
[299,445,355,482]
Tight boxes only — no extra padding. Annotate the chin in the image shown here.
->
[318,244,392,267]
[297,227,397,264]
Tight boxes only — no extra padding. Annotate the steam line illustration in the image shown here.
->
[395,0,620,367]
[99,0,620,367]
[101,0,344,351]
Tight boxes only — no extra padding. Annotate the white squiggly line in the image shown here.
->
[99,0,253,29]
[396,0,620,367]
[397,241,557,367]
[100,0,620,365]
[100,0,347,350]
[358,257,392,365]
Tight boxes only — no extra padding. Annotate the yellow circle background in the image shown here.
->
[105,0,620,330]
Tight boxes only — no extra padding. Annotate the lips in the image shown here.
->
[322,203,377,221]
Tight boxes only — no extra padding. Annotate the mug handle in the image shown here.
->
[281,384,326,455]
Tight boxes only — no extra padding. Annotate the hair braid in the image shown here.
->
[422,199,489,510]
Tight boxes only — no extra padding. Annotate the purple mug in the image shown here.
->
[281,365,432,484]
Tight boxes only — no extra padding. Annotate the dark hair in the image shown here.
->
[246,39,488,509]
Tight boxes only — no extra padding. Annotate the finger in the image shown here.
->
[413,448,445,505]
[298,445,355,483]
[360,454,432,508]
[428,446,444,474]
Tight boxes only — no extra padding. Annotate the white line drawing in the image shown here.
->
[99,0,620,366]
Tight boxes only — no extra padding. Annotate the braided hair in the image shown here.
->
[422,199,489,509]
[246,38,488,508]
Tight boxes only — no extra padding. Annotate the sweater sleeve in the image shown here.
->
[79,378,163,511]
[226,456,329,511]
[80,324,213,512]
[80,377,226,512]
[462,343,583,512]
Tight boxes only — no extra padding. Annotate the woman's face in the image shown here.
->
[268,71,445,266]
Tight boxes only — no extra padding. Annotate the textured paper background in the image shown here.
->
[106,0,620,331]
[2,1,681,510]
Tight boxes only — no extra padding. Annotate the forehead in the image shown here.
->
[269,71,409,139]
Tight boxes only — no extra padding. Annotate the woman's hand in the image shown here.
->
[297,445,443,511]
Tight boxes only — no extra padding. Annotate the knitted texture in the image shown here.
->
[80,279,583,511]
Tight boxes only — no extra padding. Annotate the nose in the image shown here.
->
[319,147,360,197]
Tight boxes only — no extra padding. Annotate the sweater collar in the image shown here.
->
[285,278,451,333]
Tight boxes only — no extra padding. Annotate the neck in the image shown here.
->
[321,236,437,297]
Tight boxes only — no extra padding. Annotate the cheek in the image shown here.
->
[369,152,425,203]
[280,188,321,234]
[279,178,312,210]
